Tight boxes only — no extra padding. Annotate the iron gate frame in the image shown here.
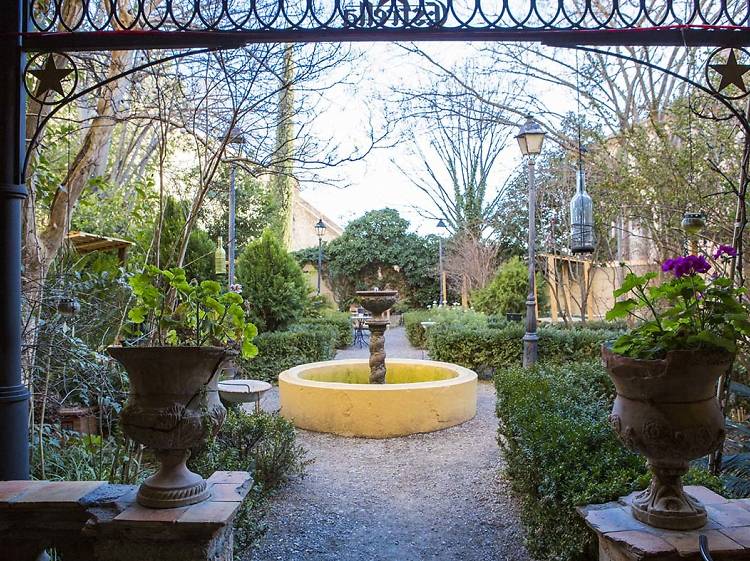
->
[2,0,750,480]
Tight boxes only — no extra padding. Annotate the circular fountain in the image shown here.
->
[279,289,477,438]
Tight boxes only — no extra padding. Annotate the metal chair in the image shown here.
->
[700,535,714,561]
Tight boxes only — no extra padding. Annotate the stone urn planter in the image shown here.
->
[602,345,731,530]
[107,346,232,509]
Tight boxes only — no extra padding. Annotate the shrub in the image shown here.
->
[296,311,353,348]
[190,408,309,554]
[241,326,338,383]
[472,256,548,315]
[428,325,622,377]
[236,229,311,332]
[495,361,722,561]
[546,319,628,331]
[403,307,488,348]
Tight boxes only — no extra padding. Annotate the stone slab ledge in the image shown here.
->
[578,486,750,560]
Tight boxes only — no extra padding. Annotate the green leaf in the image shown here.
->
[203,296,224,315]
[606,298,637,320]
[613,272,655,297]
[200,280,222,294]
[127,306,147,324]
[686,330,736,353]
[241,339,258,359]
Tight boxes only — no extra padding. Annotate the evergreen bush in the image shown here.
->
[236,229,311,332]
[472,256,548,315]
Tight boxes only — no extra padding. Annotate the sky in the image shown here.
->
[297,42,575,237]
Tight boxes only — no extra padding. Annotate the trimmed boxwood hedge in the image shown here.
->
[427,325,623,378]
[241,326,338,383]
[295,312,354,348]
[495,361,723,561]
[403,308,488,348]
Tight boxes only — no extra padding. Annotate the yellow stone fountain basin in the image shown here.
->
[279,359,477,438]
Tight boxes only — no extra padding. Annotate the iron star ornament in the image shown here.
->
[706,47,750,100]
[24,53,77,105]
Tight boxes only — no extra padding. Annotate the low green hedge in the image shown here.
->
[241,326,337,383]
[546,320,628,331]
[428,325,623,377]
[296,312,353,348]
[403,308,488,348]
[495,361,722,561]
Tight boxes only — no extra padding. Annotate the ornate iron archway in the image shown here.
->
[2,0,750,479]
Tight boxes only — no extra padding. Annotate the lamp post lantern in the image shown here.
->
[436,218,448,306]
[227,127,245,286]
[516,115,546,368]
[682,211,706,256]
[315,218,326,295]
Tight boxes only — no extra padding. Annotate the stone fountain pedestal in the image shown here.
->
[367,320,389,384]
[579,486,750,560]
[356,289,398,384]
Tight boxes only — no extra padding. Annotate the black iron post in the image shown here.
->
[523,156,539,368]
[0,0,31,480]
[317,236,323,295]
[228,163,237,286]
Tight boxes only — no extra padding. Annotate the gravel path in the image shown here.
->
[248,327,529,561]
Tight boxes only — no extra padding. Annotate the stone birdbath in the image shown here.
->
[356,289,398,384]
[218,379,272,413]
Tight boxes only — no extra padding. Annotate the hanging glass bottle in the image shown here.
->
[570,168,595,254]
[214,236,227,275]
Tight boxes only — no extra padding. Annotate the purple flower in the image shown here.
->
[661,258,676,272]
[714,245,737,259]
[661,255,711,278]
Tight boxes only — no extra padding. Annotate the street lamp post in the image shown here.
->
[515,115,546,368]
[436,218,448,305]
[227,127,245,287]
[315,218,326,295]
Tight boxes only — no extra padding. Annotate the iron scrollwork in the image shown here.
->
[26,0,750,34]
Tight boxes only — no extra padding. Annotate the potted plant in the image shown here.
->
[603,247,750,530]
[108,266,258,509]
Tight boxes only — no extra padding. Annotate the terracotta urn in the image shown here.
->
[602,345,731,530]
[107,346,232,509]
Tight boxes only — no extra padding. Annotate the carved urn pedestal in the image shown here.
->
[602,346,731,530]
[108,346,231,508]
[356,289,398,384]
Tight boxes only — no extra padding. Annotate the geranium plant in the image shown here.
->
[123,266,258,358]
[605,246,750,359]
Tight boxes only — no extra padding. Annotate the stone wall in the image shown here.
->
[0,471,251,561]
